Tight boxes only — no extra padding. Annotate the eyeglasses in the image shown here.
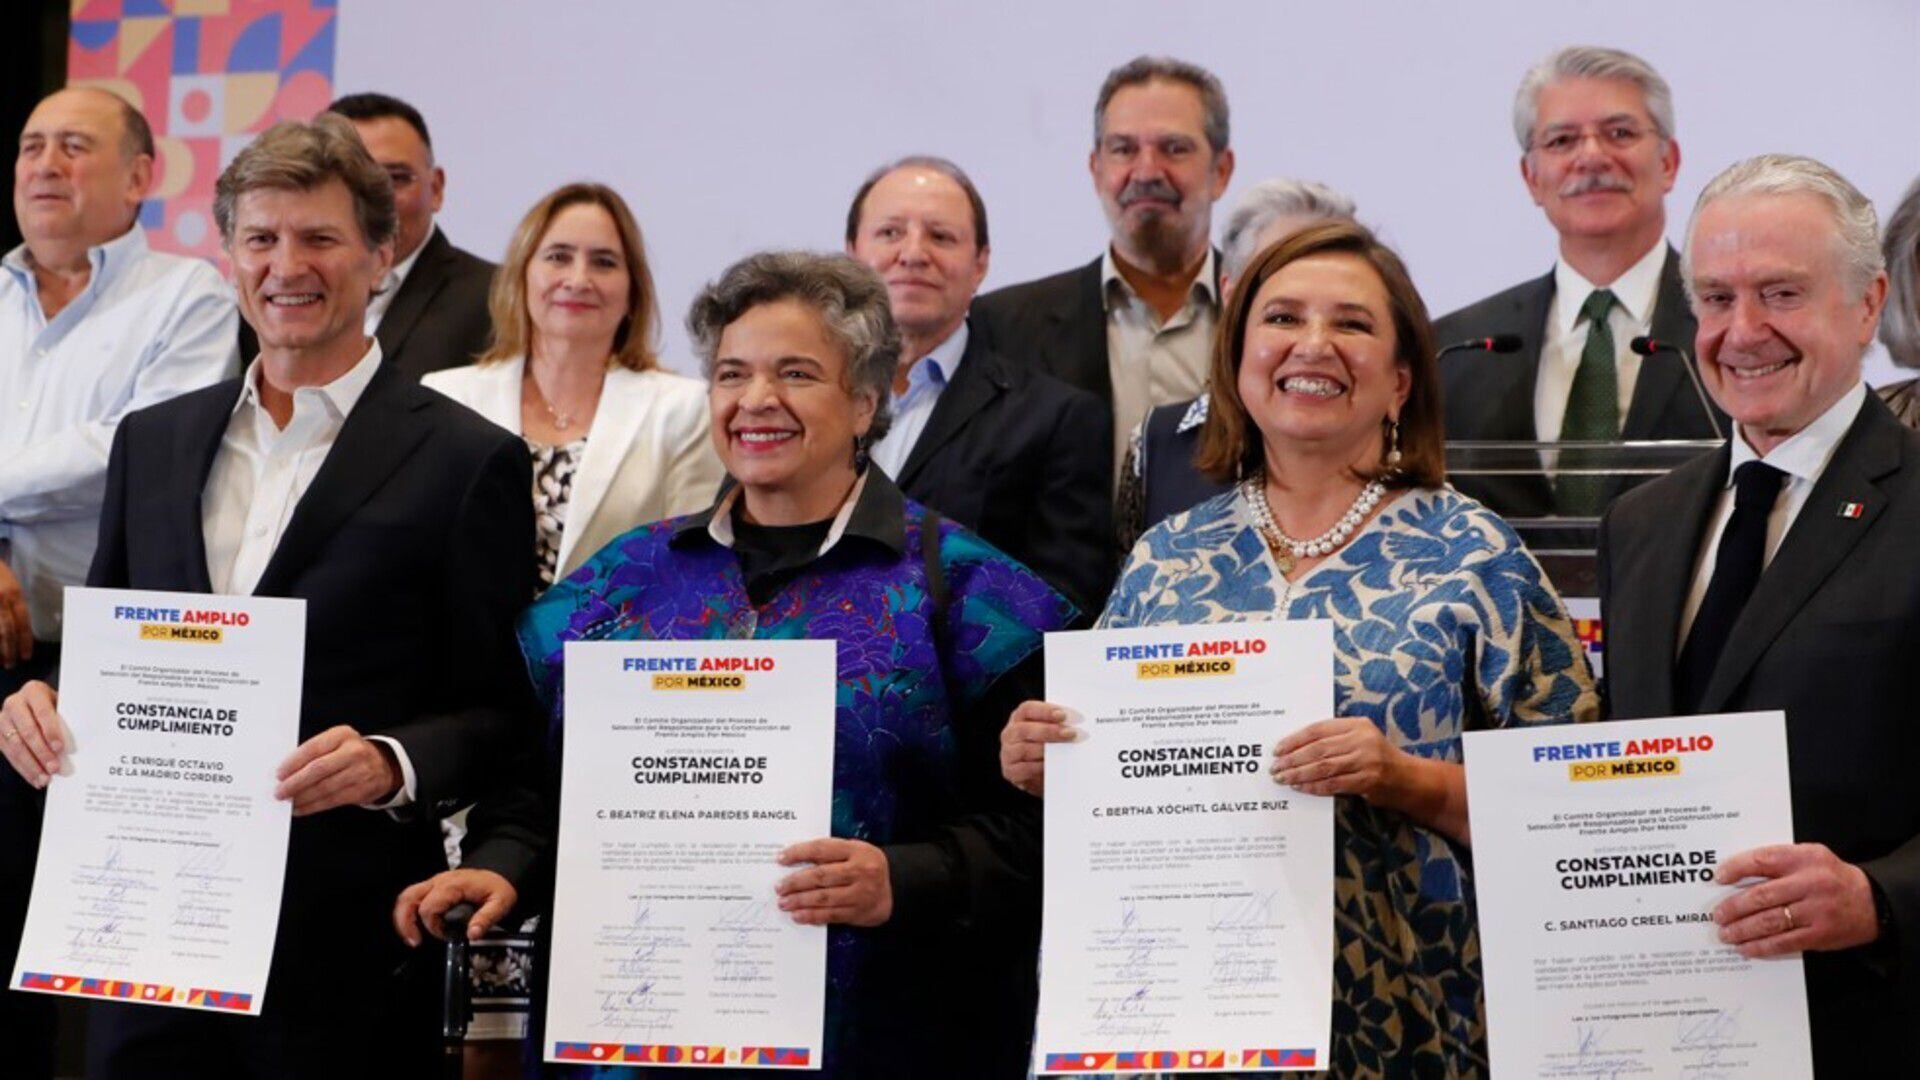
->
[1530,122,1657,158]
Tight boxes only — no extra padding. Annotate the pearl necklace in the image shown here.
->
[1241,476,1385,574]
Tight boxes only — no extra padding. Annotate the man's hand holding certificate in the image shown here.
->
[8,587,303,1016]
[1465,712,1815,1077]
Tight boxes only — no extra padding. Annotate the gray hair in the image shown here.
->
[213,115,396,248]
[1095,55,1230,154]
[1881,175,1920,369]
[687,251,901,444]
[1682,154,1884,301]
[1513,45,1675,151]
[1220,178,1357,279]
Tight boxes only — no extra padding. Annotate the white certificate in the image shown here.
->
[1465,712,1814,1077]
[1035,621,1334,1074]
[546,640,834,1070]
[12,587,303,1015]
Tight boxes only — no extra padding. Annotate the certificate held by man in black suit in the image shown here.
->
[0,117,538,1079]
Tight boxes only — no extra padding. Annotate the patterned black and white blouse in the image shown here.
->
[529,437,587,587]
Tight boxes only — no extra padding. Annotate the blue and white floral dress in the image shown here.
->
[1102,485,1598,1077]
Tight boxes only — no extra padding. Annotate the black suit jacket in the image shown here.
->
[1435,246,1724,518]
[87,360,537,1035]
[971,251,1224,406]
[375,227,496,380]
[1598,393,1920,1072]
[895,327,1114,613]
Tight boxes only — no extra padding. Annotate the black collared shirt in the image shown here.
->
[668,469,911,604]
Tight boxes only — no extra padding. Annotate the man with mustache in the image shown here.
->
[972,56,1234,488]
[0,85,237,1079]
[846,156,1114,611]
[1435,45,1724,518]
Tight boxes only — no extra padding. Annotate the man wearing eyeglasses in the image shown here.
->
[1435,45,1725,518]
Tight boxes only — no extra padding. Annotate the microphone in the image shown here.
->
[1631,336,1724,440]
[1435,334,1522,362]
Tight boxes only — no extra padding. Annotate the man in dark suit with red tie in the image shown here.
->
[0,115,534,1078]
[1598,154,1915,1073]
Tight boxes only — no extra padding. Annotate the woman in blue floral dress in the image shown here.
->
[398,252,1075,1078]
[1003,222,1598,1077]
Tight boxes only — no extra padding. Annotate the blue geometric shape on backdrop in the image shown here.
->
[285,17,335,77]
[172,18,201,75]
[226,15,283,73]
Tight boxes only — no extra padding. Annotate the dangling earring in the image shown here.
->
[1385,418,1403,475]
[852,434,870,472]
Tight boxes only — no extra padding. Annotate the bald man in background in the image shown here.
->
[0,84,237,1080]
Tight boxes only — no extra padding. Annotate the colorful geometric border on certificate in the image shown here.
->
[17,972,253,1012]
[1043,1048,1317,1072]
[553,1043,812,1067]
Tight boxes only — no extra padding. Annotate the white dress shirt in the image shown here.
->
[363,221,435,335]
[201,340,419,806]
[1535,240,1668,440]
[1102,247,1218,488]
[867,322,968,479]
[1677,382,1867,650]
[0,226,238,638]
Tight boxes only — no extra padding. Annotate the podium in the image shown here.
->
[1445,438,1721,598]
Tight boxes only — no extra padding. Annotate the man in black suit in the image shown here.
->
[1598,154,1911,1073]
[972,56,1232,484]
[846,156,1113,612]
[0,116,534,1077]
[324,92,494,379]
[1435,46,1723,519]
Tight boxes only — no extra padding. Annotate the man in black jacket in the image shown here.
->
[323,92,495,379]
[846,155,1113,612]
[972,56,1232,485]
[1435,46,1722,521]
[1598,154,1912,1073]
[0,116,535,1078]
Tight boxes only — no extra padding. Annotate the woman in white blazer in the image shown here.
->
[424,182,722,586]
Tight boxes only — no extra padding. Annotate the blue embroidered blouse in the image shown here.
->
[518,472,1075,1077]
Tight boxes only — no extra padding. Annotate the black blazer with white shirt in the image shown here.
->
[375,228,497,380]
[892,327,1114,613]
[84,357,537,1063]
[1598,391,1920,1072]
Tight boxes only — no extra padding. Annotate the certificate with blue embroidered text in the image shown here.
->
[1465,712,1813,1077]
[12,587,303,1015]
[1036,621,1335,1073]
[546,640,833,1069]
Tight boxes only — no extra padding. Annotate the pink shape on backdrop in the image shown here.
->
[279,5,335,68]
[182,89,214,125]
[273,70,333,123]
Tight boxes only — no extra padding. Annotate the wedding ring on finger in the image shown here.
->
[1781,905,1796,932]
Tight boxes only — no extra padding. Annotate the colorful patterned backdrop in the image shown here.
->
[67,0,338,264]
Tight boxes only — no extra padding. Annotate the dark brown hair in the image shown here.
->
[1195,219,1444,488]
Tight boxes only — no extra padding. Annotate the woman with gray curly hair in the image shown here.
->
[397,251,1077,1078]
[1875,176,1920,426]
